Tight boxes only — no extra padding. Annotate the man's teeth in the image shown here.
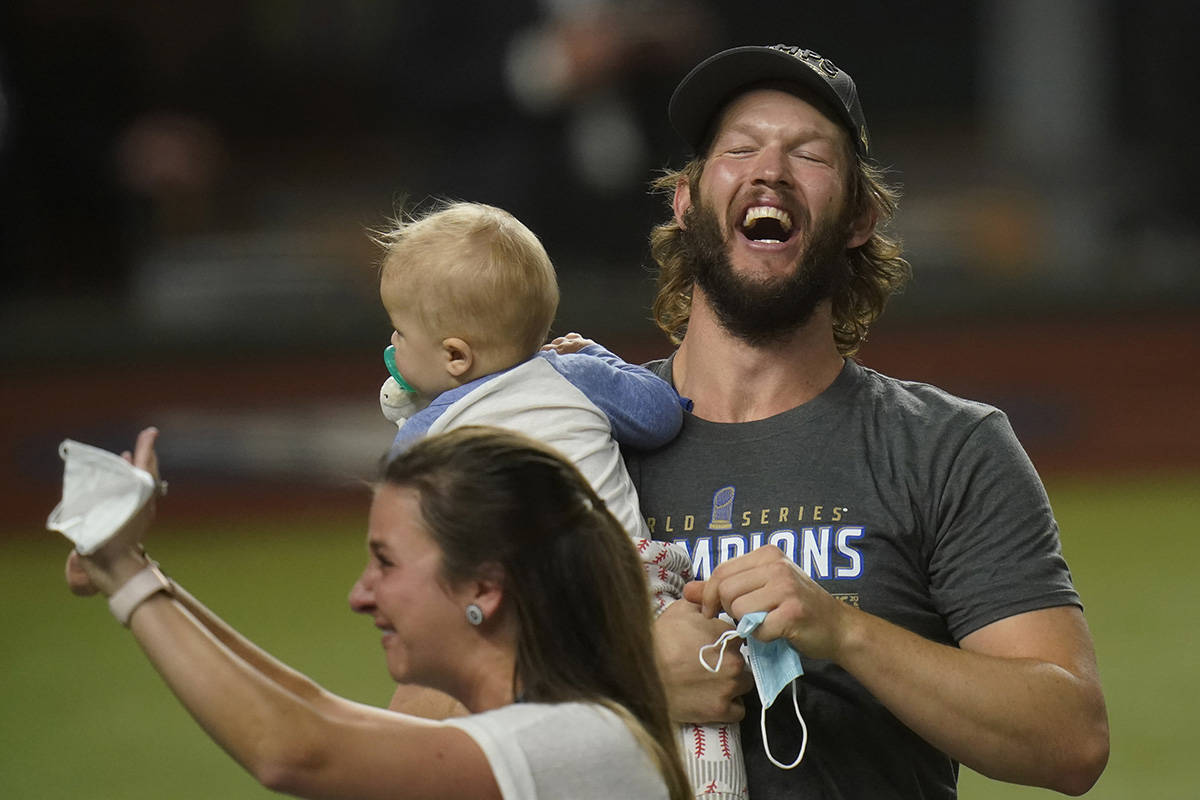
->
[742,206,793,242]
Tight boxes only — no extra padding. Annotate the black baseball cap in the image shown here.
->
[669,44,870,157]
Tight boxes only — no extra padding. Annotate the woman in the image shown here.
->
[66,425,690,799]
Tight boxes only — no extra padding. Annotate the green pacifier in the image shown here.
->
[383,345,417,394]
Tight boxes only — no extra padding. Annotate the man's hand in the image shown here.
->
[684,543,855,661]
[687,546,1109,793]
[541,331,595,355]
[654,599,752,724]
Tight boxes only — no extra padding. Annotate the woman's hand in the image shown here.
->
[65,550,100,596]
[64,427,162,597]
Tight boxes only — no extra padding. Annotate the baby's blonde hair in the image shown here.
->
[376,202,559,364]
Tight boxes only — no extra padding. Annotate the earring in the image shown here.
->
[465,603,484,626]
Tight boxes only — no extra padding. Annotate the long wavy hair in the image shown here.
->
[382,426,690,800]
[648,151,911,356]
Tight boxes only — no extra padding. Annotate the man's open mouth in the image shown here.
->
[739,206,794,243]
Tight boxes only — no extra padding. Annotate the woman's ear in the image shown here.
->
[468,562,506,621]
[442,337,474,378]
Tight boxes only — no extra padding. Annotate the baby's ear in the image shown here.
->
[442,337,473,378]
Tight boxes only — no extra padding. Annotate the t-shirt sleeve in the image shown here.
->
[927,410,1081,640]
[443,708,537,800]
[543,345,684,449]
[443,703,667,800]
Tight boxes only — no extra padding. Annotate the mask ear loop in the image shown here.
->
[700,626,809,770]
[761,680,807,769]
[699,628,742,673]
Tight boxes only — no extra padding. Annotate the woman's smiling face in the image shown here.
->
[348,484,469,688]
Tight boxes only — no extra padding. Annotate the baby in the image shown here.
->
[375,201,748,799]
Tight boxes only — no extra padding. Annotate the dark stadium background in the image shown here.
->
[2,2,1196,797]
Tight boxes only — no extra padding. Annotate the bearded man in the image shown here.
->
[624,44,1109,799]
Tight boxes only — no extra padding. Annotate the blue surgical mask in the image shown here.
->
[700,611,808,769]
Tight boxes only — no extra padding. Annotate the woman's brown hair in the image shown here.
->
[383,425,690,799]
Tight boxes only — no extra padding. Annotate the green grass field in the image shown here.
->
[2,472,1196,798]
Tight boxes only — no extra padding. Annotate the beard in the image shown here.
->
[679,196,851,347]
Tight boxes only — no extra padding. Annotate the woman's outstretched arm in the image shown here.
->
[113,578,498,799]
[67,428,500,800]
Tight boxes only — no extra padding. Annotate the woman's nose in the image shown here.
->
[348,568,376,614]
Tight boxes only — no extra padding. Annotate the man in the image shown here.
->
[624,44,1109,798]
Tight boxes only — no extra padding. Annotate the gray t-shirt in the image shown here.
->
[445,701,668,800]
[624,356,1079,799]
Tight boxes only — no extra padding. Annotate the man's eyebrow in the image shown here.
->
[717,120,836,143]
[714,121,760,138]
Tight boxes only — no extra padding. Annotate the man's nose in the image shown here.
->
[752,144,793,187]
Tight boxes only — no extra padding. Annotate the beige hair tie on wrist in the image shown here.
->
[108,563,174,627]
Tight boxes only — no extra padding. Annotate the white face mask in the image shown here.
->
[700,611,809,770]
[46,439,157,554]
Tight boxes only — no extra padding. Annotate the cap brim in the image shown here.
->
[669,46,858,154]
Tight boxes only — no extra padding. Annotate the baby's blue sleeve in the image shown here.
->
[388,401,444,455]
[542,345,685,449]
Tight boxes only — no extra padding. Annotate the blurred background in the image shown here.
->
[1,1,1197,797]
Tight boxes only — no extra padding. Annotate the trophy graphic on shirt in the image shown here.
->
[708,486,735,530]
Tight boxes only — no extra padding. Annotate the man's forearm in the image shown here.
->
[834,605,1108,795]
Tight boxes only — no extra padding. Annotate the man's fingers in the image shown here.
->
[702,559,772,618]
[706,572,765,620]
[698,545,800,619]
